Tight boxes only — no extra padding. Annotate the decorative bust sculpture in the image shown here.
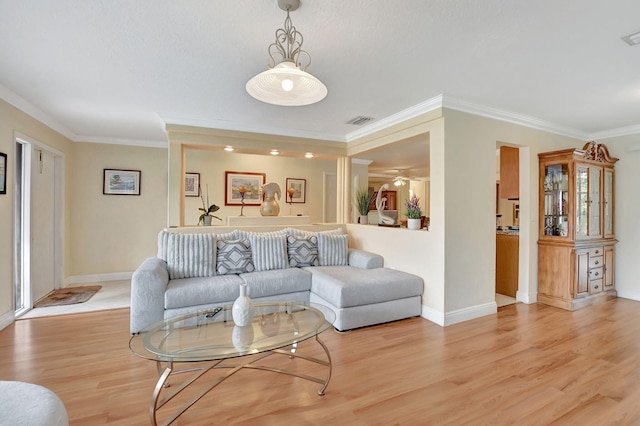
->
[260,182,281,216]
[375,183,395,225]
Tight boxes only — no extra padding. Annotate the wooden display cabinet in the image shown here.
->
[537,142,618,310]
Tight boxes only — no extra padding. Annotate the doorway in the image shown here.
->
[14,136,64,317]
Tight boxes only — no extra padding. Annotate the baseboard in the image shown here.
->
[616,291,640,302]
[64,272,133,286]
[421,305,445,326]
[0,310,15,332]
[516,290,538,304]
[444,301,497,326]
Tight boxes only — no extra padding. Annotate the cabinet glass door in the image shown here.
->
[576,166,588,238]
[589,167,601,237]
[604,169,613,237]
[543,163,569,237]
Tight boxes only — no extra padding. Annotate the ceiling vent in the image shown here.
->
[347,116,374,126]
[622,31,640,46]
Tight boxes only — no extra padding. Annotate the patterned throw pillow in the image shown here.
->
[317,233,348,266]
[166,233,216,279]
[250,234,289,272]
[287,235,319,267]
[216,238,255,275]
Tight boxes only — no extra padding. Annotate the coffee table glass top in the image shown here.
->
[129,302,335,363]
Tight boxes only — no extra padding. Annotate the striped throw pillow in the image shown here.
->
[166,233,216,279]
[250,234,289,272]
[317,233,348,266]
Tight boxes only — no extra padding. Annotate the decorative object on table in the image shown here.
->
[0,152,6,195]
[260,312,282,337]
[405,194,422,230]
[198,184,222,226]
[354,187,374,225]
[232,325,255,353]
[103,169,140,195]
[225,171,265,206]
[184,172,200,197]
[232,283,254,327]
[286,186,295,215]
[285,178,306,203]
[238,186,248,216]
[260,182,281,216]
[375,183,395,225]
[245,0,327,107]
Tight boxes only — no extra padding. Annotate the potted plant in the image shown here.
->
[198,184,222,226]
[405,194,422,230]
[354,187,374,224]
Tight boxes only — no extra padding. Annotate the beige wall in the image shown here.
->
[183,149,336,225]
[596,134,640,301]
[67,143,167,276]
[0,99,73,325]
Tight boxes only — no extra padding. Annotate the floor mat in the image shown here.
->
[34,286,102,308]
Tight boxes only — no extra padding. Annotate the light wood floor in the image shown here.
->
[2,299,640,425]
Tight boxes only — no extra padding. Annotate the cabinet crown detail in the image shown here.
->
[581,141,618,164]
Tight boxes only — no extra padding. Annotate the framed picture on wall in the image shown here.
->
[285,178,306,203]
[225,171,265,205]
[185,172,200,197]
[103,169,141,195]
[0,152,6,195]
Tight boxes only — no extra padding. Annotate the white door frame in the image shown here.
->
[14,133,65,315]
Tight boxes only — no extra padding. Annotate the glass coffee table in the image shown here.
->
[129,301,335,426]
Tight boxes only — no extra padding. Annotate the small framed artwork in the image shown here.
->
[225,171,265,206]
[103,169,141,195]
[0,152,6,195]
[185,172,200,197]
[285,178,306,203]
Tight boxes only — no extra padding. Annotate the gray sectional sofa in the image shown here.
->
[130,227,423,334]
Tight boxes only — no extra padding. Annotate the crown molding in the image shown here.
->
[161,115,347,143]
[351,158,373,165]
[442,96,589,140]
[76,136,167,149]
[588,124,640,140]
[0,84,78,141]
[345,95,444,142]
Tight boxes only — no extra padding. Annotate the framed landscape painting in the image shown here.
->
[225,171,265,206]
[185,172,200,197]
[103,169,141,195]
[285,178,306,203]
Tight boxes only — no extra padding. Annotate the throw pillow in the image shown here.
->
[216,238,255,275]
[236,229,288,239]
[317,233,348,266]
[166,233,216,279]
[287,227,344,237]
[287,235,319,267]
[250,234,289,272]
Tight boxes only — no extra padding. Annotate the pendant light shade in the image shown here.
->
[246,0,327,106]
[246,62,327,106]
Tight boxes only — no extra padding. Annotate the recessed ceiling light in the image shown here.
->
[224,146,234,152]
[305,152,314,158]
[270,149,279,155]
[622,31,640,46]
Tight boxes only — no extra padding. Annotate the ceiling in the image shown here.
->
[1,1,640,176]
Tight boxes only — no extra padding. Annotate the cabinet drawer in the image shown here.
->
[589,256,603,268]
[589,267,604,280]
[590,278,603,294]
[589,247,604,257]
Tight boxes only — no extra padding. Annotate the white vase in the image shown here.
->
[202,215,212,226]
[407,218,421,230]
[232,284,254,326]
[359,215,369,225]
[232,325,254,353]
